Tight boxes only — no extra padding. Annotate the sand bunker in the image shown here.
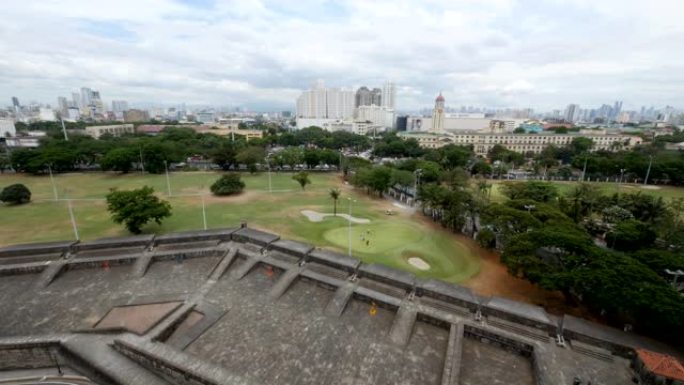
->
[301,210,371,224]
[408,257,430,271]
[640,185,661,190]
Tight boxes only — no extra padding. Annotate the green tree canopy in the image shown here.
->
[106,186,172,234]
[0,184,31,205]
[210,174,245,196]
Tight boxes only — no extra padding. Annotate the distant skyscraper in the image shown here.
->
[112,100,129,113]
[11,97,20,108]
[355,86,371,107]
[296,81,354,119]
[71,92,81,108]
[431,92,445,132]
[80,87,94,108]
[57,96,69,115]
[564,104,580,123]
[370,88,382,106]
[381,81,396,109]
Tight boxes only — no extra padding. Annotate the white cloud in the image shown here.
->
[0,0,682,111]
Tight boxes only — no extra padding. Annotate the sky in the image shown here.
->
[0,0,682,112]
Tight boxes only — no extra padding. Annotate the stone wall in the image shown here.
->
[0,341,61,370]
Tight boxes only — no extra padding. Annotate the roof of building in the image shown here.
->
[435,93,444,102]
[636,349,684,381]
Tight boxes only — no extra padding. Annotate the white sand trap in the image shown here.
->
[408,257,430,270]
[301,210,371,224]
[393,202,409,209]
[640,185,661,190]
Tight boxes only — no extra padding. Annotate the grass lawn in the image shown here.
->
[0,171,480,283]
[488,179,684,202]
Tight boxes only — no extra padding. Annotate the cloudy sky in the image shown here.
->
[1,0,682,112]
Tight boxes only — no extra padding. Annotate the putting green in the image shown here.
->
[323,221,479,282]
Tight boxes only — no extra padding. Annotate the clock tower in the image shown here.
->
[431,92,445,132]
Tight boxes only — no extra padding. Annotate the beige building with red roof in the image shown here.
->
[634,349,684,384]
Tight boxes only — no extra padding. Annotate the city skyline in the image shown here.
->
[1,0,682,111]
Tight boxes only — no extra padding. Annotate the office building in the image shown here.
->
[57,97,69,115]
[124,109,150,122]
[564,104,580,123]
[355,105,395,128]
[11,97,20,109]
[296,81,354,121]
[381,81,396,109]
[112,100,129,113]
[0,119,16,137]
[85,124,135,139]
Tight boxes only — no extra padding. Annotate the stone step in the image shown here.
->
[208,248,237,281]
[325,282,356,317]
[570,341,614,362]
[269,269,300,300]
[487,317,550,343]
[388,304,417,346]
[35,261,66,289]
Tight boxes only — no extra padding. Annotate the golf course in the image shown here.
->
[0,171,481,283]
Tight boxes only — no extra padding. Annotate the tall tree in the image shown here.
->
[292,172,311,190]
[329,188,340,216]
[106,186,172,234]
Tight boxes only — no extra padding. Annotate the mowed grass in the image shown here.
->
[488,180,684,202]
[0,171,480,283]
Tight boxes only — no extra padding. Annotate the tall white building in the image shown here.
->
[296,81,354,120]
[80,87,93,108]
[57,97,69,115]
[381,81,396,109]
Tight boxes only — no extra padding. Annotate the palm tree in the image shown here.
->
[329,188,340,216]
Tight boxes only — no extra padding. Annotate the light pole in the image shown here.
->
[414,169,422,205]
[48,164,58,201]
[267,155,272,193]
[617,168,626,194]
[347,197,356,257]
[60,118,69,141]
[581,155,588,182]
[67,200,79,241]
[644,155,653,185]
[139,146,145,174]
[164,160,172,196]
[201,194,207,230]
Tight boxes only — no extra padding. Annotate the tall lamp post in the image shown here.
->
[48,164,58,201]
[164,160,172,196]
[266,154,272,193]
[413,169,422,206]
[347,198,356,257]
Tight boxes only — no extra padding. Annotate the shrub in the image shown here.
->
[210,174,245,196]
[0,183,31,204]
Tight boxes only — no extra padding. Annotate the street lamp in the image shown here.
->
[414,168,422,205]
[266,154,272,193]
[164,160,172,196]
[347,197,356,257]
[617,168,626,194]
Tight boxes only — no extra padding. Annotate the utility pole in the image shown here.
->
[164,160,171,196]
[347,198,355,257]
[60,118,69,141]
[139,146,145,174]
[201,195,207,230]
[67,200,79,241]
[267,156,272,193]
[581,155,588,182]
[644,155,653,185]
[48,164,58,201]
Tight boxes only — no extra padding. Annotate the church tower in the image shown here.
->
[431,92,445,132]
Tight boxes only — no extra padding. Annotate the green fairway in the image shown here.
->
[488,179,684,202]
[0,171,480,283]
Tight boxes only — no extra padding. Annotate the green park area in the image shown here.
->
[0,171,480,283]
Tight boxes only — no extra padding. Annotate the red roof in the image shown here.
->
[435,93,444,102]
[636,349,684,381]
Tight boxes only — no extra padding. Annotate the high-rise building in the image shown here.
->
[370,88,382,106]
[80,87,93,107]
[296,81,354,120]
[57,97,69,115]
[71,93,81,108]
[124,109,150,122]
[112,100,129,113]
[381,81,396,109]
[11,97,20,109]
[355,87,371,107]
[564,104,580,123]
[431,93,445,132]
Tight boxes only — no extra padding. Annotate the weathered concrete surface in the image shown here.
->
[440,323,464,385]
[325,281,356,317]
[388,302,417,346]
